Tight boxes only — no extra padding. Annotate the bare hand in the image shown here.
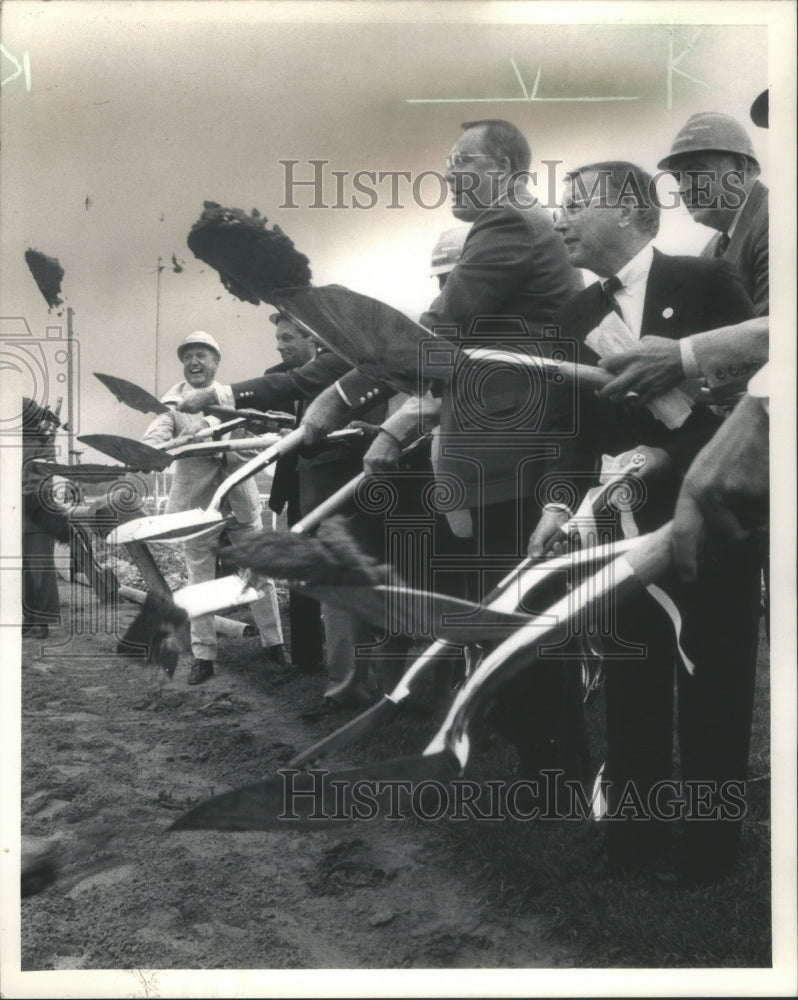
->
[346,420,381,442]
[671,393,768,581]
[597,337,684,404]
[363,430,401,475]
[528,508,570,560]
[176,387,216,413]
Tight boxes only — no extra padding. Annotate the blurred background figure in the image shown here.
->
[21,397,70,638]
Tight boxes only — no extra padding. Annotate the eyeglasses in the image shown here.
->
[445,152,496,172]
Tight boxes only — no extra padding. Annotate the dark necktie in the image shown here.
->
[601,275,623,319]
[714,232,730,258]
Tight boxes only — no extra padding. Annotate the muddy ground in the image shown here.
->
[20,578,575,972]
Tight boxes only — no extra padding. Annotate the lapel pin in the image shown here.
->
[662,307,674,319]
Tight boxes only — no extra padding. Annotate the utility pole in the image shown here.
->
[67,306,75,464]
[154,256,164,396]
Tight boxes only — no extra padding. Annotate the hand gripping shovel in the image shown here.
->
[287,453,649,767]
[169,521,673,832]
[106,427,306,544]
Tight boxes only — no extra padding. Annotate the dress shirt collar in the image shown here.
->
[614,241,655,293]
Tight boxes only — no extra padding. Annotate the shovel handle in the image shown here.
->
[206,405,296,427]
[208,427,306,511]
[291,474,365,535]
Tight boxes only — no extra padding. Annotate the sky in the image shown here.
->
[1,4,797,995]
[0,1,780,461]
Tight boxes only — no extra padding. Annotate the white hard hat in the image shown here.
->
[430,225,471,276]
[177,330,221,360]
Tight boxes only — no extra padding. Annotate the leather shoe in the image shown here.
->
[187,658,214,685]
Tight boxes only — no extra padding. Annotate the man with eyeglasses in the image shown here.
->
[303,119,586,790]
[529,160,759,884]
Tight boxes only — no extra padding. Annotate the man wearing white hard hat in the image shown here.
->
[658,111,769,316]
[143,331,285,685]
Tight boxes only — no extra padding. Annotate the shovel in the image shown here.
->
[94,372,296,428]
[105,426,369,545]
[288,453,649,766]
[169,521,673,832]
[94,372,169,414]
[29,460,140,482]
[271,285,614,394]
[166,436,531,643]
[106,427,306,544]
[77,434,177,471]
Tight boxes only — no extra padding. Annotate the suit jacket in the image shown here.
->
[338,192,584,510]
[701,180,768,316]
[556,249,756,525]
[238,350,385,518]
[142,380,261,524]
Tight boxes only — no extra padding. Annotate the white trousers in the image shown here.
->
[183,514,282,662]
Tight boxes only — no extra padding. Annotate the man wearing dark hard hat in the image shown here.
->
[142,331,286,685]
[659,111,769,316]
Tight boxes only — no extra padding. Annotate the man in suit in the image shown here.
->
[306,119,587,782]
[263,313,325,676]
[658,112,768,316]
[143,331,285,685]
[529,160,758,881]
[178,318,386,713]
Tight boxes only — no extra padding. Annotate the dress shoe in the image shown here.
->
[187,658,214,685]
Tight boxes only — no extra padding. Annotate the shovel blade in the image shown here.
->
[94,372,168,414]
[173,574,266,618]
[273,286,433,395]
[296,583,535,645]
[107,509,225,545]
[169,750,460,832]
[78,434,174,471]
[30,460,137,482]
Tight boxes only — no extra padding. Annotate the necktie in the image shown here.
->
[714,232,730,258]
[601,275,623,318]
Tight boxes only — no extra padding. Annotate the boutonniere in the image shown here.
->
[662,307,674,319]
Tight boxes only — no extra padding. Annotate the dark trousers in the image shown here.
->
[467,497,589,788]
[22,531,61,626]
[602,540,761,873]
[676,541,761,875]
[286,497,324,670]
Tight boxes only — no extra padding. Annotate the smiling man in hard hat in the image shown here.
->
[658,111,769,316]
[142,331,286,685]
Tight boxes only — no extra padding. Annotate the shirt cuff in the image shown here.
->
[335,380,353,407]
[679,337,701,379]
